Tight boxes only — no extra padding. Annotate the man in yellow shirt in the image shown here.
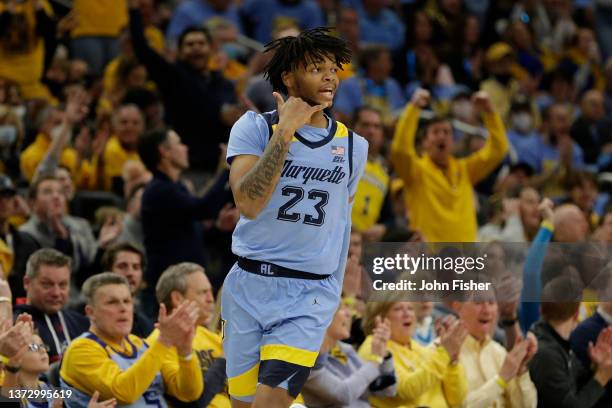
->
[60,272,203,407]
[479,43,522,123]
[90,104,144,192]
[150,262,230,408]
[454,296,538,407]
[351,106,393,242]
[391,88,508,242]
[20,106,81,183]
[21,89,92,186]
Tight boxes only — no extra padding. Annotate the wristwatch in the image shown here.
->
[500,318,518,327]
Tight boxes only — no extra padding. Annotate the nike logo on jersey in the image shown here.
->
[281,160,346,185]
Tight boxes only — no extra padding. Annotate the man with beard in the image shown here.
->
[129,0,241,174]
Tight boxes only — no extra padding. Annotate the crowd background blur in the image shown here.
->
[1,0,612,407]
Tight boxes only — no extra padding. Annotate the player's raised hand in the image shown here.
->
[410,89,430,109]
[273,92,327,136]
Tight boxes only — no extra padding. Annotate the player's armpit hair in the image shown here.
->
[239,135,290,202]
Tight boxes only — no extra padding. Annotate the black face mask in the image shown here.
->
[494,73,512,86]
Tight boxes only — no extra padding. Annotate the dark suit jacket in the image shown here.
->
[570,311,612,407]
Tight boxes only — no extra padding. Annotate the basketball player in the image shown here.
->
[222,28,368,407]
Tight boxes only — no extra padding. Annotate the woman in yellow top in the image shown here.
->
[358,298,469,408]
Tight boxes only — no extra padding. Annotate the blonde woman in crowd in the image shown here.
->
[359,295,468,407]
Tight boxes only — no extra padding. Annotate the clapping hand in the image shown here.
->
[438,316,468,362]
[371,316,391,359]
[157,301,199,357]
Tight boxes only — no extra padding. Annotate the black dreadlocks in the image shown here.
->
[263,27,352,94]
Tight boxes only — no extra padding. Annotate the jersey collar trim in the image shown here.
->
[294,117,337,149]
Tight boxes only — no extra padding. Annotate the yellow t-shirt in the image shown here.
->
[89,136,141,191]
[148,326,231,408]
[352,157,389,231]
[71,0,128,38]
[359,336,467,408]
[0,1,53,100]
[20,133,79,182]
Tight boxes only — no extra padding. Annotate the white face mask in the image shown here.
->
[452,100,474,121]
[512,112,533,134]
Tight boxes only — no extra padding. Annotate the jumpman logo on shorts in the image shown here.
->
[313,298,319,305]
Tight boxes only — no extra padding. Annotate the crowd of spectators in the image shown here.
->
[0,0,612,406]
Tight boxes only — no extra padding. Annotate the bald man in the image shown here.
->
[553,203,590,242]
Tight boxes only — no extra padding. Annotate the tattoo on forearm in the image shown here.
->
[240,137,289,200]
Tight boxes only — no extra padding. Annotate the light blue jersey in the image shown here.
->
[223,110,367,401]
[227,110,368,276]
